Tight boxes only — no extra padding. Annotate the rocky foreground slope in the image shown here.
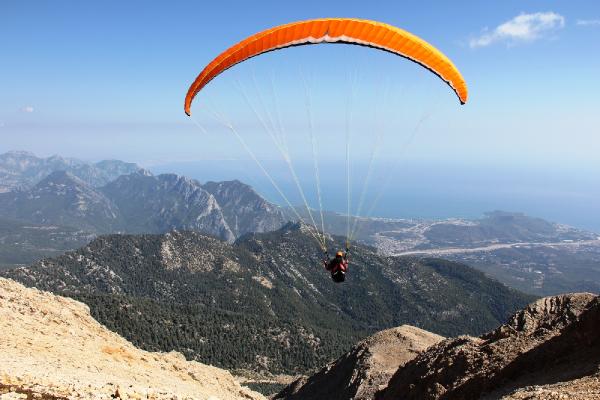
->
[276,293,600,399]
[379,293,600,399]
[0,277,263,400]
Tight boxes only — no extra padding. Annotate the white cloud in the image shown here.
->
[577,19,600,27]
[470,12,565,48]
[21,106,34,113]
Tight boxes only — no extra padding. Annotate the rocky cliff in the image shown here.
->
[275,293,600,400]
[103,172,236,241]
[203,180,286,237]
[274,325,444,400]
[0,277,263,400]
[378,293,600,400]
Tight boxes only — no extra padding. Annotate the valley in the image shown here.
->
[1,151,599,298]
[1,223,534,377]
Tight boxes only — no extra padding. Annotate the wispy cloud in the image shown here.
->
[470,12,565,48]
[576,19,600,27]
[20,106,34,113]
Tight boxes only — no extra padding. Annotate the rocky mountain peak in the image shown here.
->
[102,172,235,241]
[273,293,600,400]
[275,325,444,400]
[203,179,287,237]
[35,169,87,188]
[487,293,596,338]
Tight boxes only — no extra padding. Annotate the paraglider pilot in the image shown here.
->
[323,248,349,283]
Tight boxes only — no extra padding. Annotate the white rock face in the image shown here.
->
[0,277,264,400]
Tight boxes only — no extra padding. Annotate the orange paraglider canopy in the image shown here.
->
[184,18,468,115]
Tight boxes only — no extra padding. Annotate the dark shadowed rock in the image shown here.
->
[378,293,600,400]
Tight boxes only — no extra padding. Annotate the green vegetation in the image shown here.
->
[0,217,93,269]
[2,224,535,375]
[445,245,600,296]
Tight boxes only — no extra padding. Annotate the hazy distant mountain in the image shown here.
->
[295,209,597,253]
[0,150,142,192]
[2,223,534,375]
[102,173,235,241]
[0,171,120,232]
[203,180,287,237]
[421,211,585,247]
[0,169,287,246]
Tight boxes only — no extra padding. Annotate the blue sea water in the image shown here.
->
[151,160,600,233]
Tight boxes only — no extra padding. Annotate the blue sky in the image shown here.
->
[1,1,599,169]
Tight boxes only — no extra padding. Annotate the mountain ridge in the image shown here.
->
[0,168,287,243]
[0,170,120,232]
[2,223,535,375]
[0,150,143,192]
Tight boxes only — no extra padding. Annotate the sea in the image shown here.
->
[151,159,600,233]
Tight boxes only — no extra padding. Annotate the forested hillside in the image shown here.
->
[3,224,534,374]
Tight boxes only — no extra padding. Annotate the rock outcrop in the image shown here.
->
[202,180,286,237]
[274,326,444,400]
[102,172,236,241]
[0,277,264,400]
[378,293,600,400]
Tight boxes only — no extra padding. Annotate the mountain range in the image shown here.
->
[1,223,534,376]
[0,151,287,246]
[2,150,599,298]
[0,150,141,192]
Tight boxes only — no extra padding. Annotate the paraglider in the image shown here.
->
[184,18,468,283]
[323,249,350,283]
[184,18,468,115]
